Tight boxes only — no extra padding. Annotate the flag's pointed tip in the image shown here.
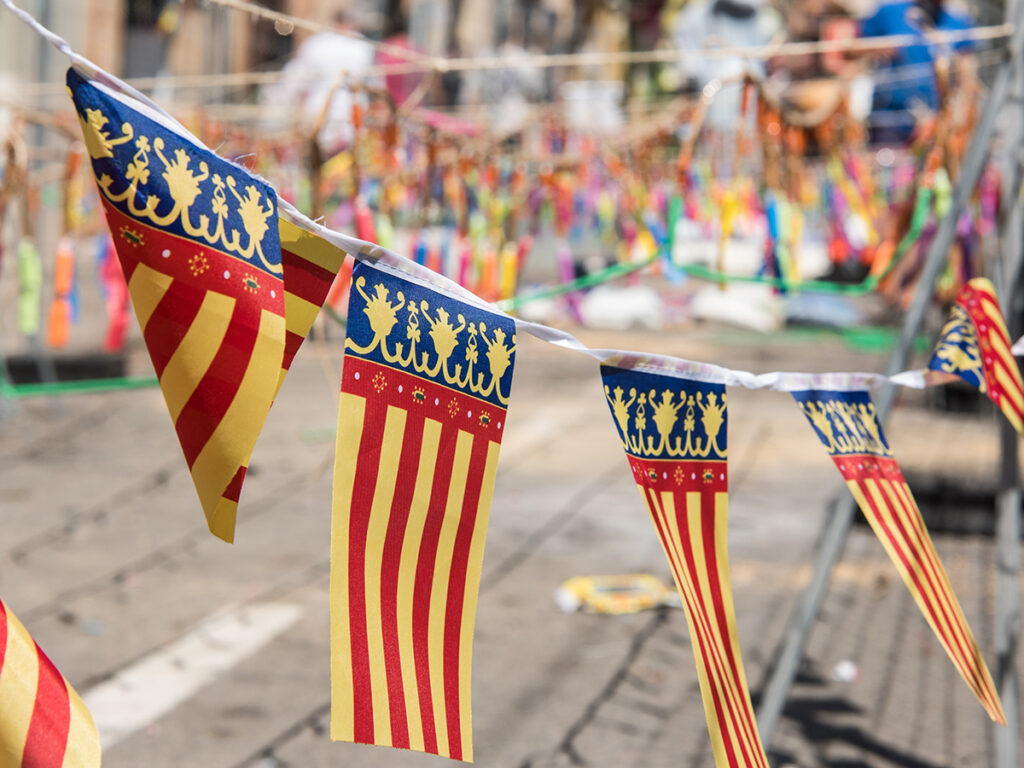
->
[967,276,996,294]
[989,702,1007,726]
[206,500,237,543]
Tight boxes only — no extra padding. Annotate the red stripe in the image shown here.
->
[410,422,459,755]
[346,396,390,745]
[700,493,767,768]
[852,476,984,700]
[638,482,688,588]
[643,493,741,768]
[221,466,246,504]
[674,494,755,768]
[142,278,206,377]
[282,331,305,372]
[282,249,337,306]
[22,646,71,768]
[441,432,489,760]
[174,302,261,467]
[0,600,7,678]
[377,410,426,750]
[113,246,141,283]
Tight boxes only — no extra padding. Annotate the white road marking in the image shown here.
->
[82,602,302,748]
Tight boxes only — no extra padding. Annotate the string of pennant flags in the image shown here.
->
[3,1,1024,765]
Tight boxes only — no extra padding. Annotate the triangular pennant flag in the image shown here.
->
[792,387,1005,723]
[600,365,769,768]
[0,597,101,768]
[67,67,288,542]
[331,260,516,761]
[929,277,1024,434]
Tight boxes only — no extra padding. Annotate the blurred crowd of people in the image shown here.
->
[669,0,977,142]
[262,0,981,153]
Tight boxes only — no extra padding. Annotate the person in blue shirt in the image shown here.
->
[860,0,974,141]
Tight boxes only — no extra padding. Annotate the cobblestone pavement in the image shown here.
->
[0,323,1020,767]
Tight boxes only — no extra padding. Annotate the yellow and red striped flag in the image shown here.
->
[792,387,1005,723]
[277,218,347,387]
[331,260,516,761]
[0,598,100,768]
[601,365,769,768]
[929,277,1024,434]
[67,68,296,542]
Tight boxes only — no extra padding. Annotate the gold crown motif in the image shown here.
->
[604,383,727,461]
[79,106,279,274]
[346,276,516,406]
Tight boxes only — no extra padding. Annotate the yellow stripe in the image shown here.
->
[284,290,322,339]
[650,490,687,589]
[978,296,1011,337]
[0,607,39,767]
[649,491,680,590]
[711,491,767,767]
[994,363,1024,410]
[126,262,173,331]
[969,277,997,295]
[644,489,691,600]
[457,440,501,762]
[397,418,442,754]
[189,309,286,542]
[428,430,473,759]
[61,686,101,768]
[159,290,235,421]
[330,392,366,743]
[278,217,347,274]
[363,406,407,746]
[685,492,748,765]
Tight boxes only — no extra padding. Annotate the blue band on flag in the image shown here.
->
[344,261,516,409]
[66,68,281,277]
[600,365,727,461]
[791,388,892,457]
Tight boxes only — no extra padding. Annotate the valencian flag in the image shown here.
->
[332,260,516,761]
[928,277,1024,434]
[601,366,769,768]
[0,598,101,767]
[793,387,1005,723]
[66,68,316,542]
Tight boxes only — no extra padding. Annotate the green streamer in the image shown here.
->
[0,375,159,400]
[16,237,43,337]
